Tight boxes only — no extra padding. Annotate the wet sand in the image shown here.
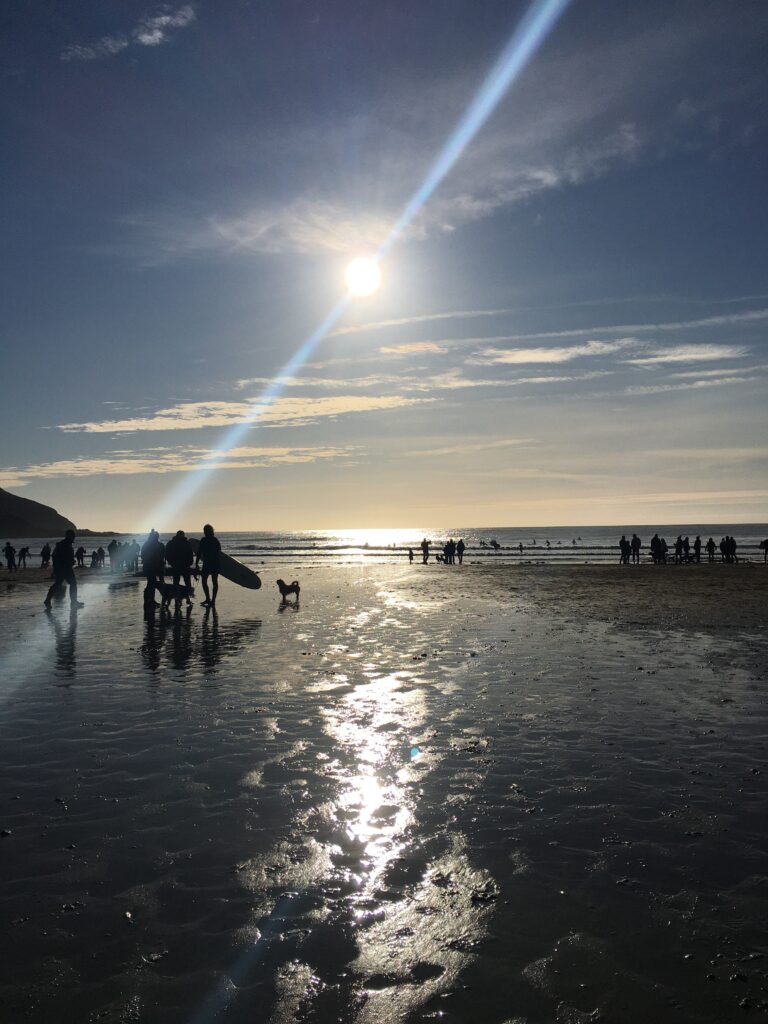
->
[0,564,766,1023]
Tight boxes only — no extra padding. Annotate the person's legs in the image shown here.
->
[66,569,81,607]
[211,572,219,606]
[201,572,211,605]
[183,571,193,605]
[44,573,61,607]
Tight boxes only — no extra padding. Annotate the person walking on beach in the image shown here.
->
[407,548,414,564]
[165,529,194,608]
[693,535,702,563]
[674,536,684,565]
[420,538,430,564]
[40,542,51,568]
[17,546,30,569]
[75,545,86,567]
[107,538,118,571]
[195,523,221,608]
[97,546,105,568]
[3,542,16,571]
[630,534,641,564]
[456,538,465,564]
[44,530,83,609]
[140,529,165,606]
[729,536,738,563]
[706,537,716,562]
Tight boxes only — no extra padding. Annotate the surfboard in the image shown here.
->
[190,539,261,590]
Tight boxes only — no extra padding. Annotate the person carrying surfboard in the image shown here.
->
[195,523,221,608]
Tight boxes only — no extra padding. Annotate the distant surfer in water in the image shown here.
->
[196,523,221,608]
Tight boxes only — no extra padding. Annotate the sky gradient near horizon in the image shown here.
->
[2,0,768,530]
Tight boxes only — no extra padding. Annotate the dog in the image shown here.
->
[156,581,195,610]
[276,578,300,602]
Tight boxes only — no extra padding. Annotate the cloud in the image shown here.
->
[57,394,433,433]
[379,341,448,356]
[404,438,536,458]
[61,5,195,61]
[0,444,352,488]
[330,309,511,338]
[465,308,768,344]
[624,376,756,395]
[473,339,633,365]
[625,344,748,365]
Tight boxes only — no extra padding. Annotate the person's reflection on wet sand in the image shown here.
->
[141,611,168,674]
[200,605,220,674]
[45,605,78,679]
[169,606,194,671]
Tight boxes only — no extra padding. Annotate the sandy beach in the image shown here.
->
[1,562,766,1023]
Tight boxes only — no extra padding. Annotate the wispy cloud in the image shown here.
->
[404,438,536,458]
[625,344,748,365]
[0,443,351,488]
[57,394,433,433]
[473,339,633,365]
[61,5,195,61]
[379,341,448,356]
[624,375,756,395]
[330,309,511,338]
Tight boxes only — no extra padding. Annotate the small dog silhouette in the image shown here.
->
[276,578,300,601]
[157,582,195,609]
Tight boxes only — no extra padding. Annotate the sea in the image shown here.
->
[12,523,768,566]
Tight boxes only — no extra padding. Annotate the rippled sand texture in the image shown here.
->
[1,564,766,1023]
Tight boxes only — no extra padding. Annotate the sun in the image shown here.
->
[345,257,381,297]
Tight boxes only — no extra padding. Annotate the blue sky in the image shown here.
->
[2,0,767,529]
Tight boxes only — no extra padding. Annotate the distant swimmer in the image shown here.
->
[44,530,83,609]
[195,523,221,608]
[456,538,465,564]
[17,546,30,569]
[165,530,195,609]
[3,542,16,571]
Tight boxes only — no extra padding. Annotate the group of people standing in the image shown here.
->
[624,533,741,564]
[140,525,222,609]
[409,538,466,565]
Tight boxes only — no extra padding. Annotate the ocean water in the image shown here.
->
[10,523,768,567]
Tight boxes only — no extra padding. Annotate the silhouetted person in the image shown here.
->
[650,534,661,563]
[97,546,106,568]
[40,542,51,568]
[719,537,727,563]
[165,529,194,608]
[660,537,669,564]
[44,529,82,609]
[630,534,641,565]
[3,542,16,571]
[762,538,768,563]
[407,548,414,564]
[447,539,456,564]
[518,542,523,555]
[693,535,702,563]
[682,536,690,563]
[674,536,684,565]
[456,538,465,564]
[619,535,630,565]
[706,537,716,562]
[107,538,118,571]
[195,523,221,608]
[75,545,86,567]
[17,546,30,569]
[729,535,738,563]
[90,550,99,568]
[421,538,430,564]
[141,529,165,605]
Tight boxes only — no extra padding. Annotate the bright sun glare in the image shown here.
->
[345,257,381,297]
